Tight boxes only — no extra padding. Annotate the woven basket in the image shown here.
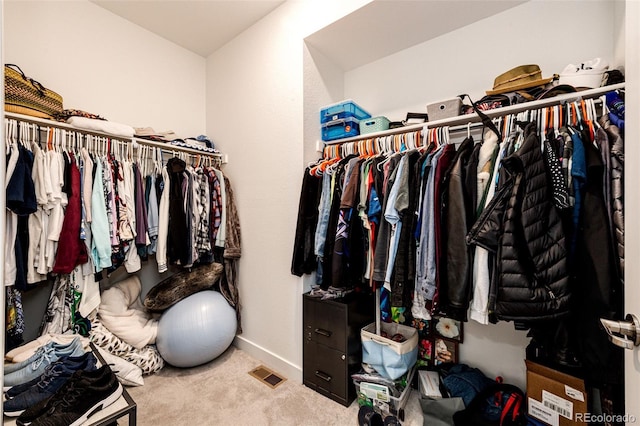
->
[4,64,63,119]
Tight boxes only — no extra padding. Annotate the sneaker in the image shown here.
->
[3,352,98,417]
[5,352,98,399]
[4,339,83,375]
[16,365,122,426]
[4,338,85,388]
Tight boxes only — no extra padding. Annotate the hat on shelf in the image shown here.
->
[535,84,579,100]
[558,57,609,89]
[486,64,555,95]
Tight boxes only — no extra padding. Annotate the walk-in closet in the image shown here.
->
[1,1,639,425]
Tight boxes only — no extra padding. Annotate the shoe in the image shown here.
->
[358,405,384,426]
[16,365,122,426]
[4,339,83,375]
[3,352,97,417]
[4,338,85,388]
[383,415,401,425]
[6,352,97,399]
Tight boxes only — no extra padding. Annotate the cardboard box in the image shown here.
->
[526,360,588,426]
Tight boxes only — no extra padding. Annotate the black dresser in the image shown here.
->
[302,291,374,407]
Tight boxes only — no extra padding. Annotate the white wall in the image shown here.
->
[2,0,207,339]
[205,0,370,381]
[3,0,206,138]
[344,1,619,122]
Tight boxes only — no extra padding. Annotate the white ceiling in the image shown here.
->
[90,0,285,57]
[90,0,527,66]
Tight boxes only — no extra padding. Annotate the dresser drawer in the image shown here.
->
[303,297,347,351]
[303,340,349,406]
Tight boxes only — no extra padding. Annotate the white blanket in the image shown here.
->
[67,116,135,138]
[98,275,158,349]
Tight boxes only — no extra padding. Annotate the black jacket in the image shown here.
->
[467,123,571,322]
[441,137,475,321]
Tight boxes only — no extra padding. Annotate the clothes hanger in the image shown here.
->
[589,98,602,130]
[6,119,16,153]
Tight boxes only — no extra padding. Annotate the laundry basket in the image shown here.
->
[354,365,415,422]
[361,322,418,380]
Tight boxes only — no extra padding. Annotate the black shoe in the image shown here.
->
[16,365,121,426]
[358,406,384,426]
[383,415,401,425]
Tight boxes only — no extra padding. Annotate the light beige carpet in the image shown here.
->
[125,346,424,425]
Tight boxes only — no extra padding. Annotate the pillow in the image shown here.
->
[144,262,224,312]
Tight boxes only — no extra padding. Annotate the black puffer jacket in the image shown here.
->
[467,123,571,322]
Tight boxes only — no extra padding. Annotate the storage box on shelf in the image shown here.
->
[320,100,371,142]
[302,291,375,407]
[359,116,390,135]
[320,99,371,124]
[322,117,361,141]
[426,98,462,121]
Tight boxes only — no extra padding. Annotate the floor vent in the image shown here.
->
[249,365,286,389]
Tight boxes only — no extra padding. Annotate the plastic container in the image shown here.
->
[360,116,390,135]
[320,99,371,124]
[321,117,360,141]
[354,365,415,422]
[361,322,419,380]
[427,98,462,121]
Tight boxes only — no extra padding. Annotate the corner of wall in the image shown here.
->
[233,335,303,383]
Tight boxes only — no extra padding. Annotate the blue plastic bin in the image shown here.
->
[322,117,360,141]
[320,100,371,124]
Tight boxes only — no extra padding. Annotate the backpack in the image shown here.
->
[440,363,496,407]
[452,382,526,426]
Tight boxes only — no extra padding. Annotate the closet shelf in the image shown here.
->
[324,82,625,145]
[4,111,226,162]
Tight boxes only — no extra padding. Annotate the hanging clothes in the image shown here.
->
[599,114,624,280]
[27,143,48,284]
[390,151,420,313]
[156,165,171,273]
[332,157,365,289]
[571,129,623,387]
[219,174,242,333]
[291,167,322,276]
[440,136,475,321]
[6,145,38,291]
[467,123,571,322]
[52,153,88,274]
[91,158,112,272]
[166,157,189,266]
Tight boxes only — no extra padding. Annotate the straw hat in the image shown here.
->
[486,64,554,95]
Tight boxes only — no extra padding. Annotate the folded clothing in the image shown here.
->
[134,127,178,141]
[67,116,135,138]
[55,109,106,121]
[98,275,158,350]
